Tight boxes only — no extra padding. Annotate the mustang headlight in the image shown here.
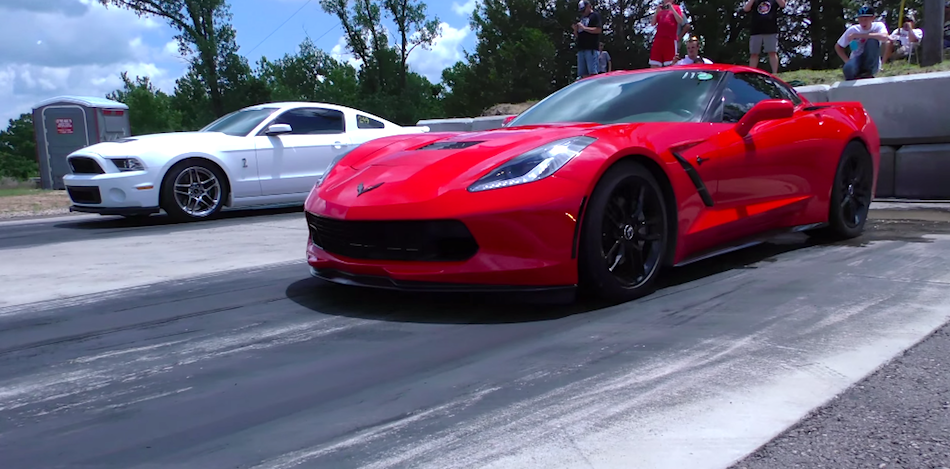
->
[109,158,146,172]
[467,136,596,192]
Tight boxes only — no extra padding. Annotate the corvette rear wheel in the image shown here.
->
[578,160,670,303]
[161,159,227,222]
[811,141,873,240]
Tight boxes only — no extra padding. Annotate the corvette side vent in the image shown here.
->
[417,141,484,151]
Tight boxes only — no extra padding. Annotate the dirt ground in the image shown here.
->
[0,190,73,220]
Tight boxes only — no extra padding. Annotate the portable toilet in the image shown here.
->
[32,96,131,190]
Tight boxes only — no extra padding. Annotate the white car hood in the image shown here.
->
[77,131,234,157]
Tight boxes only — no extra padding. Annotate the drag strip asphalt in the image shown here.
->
[0,206,303,251]
[1,214,950,469]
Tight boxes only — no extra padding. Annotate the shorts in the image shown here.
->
[750,33,778,54]
[577,49,599,78]
[650,38,676,66]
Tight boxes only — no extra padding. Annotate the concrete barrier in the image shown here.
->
[828,71,950,146]
[416,70,950,199]
[795,84,831,103]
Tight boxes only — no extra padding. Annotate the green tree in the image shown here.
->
[318,0,445,124]
[97,0,246,117]
[0,114,38,180]
[255,37,361,105]
[107,72,184,135]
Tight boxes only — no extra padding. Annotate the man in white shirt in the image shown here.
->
[835,6,890,80]
[883,15,922,63]
[675,36,713,65]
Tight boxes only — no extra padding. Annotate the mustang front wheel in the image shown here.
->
[578,160,671,303]
[161,159,227,222]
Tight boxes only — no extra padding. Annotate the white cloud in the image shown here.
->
[330,36,364,70]
[0,0,183,124]
[451,0,479,16]
[407,22,471,83]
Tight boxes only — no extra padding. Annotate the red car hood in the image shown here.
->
[345,123,604,170]
[317,122,692,208]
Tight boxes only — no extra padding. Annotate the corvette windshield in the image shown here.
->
[509,70,724,126]
[200,107,280,136]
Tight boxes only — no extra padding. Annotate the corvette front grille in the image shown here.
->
[306,213,478,262]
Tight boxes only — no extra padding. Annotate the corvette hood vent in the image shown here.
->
[417,140,484,151]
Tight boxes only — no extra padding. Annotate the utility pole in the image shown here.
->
[921,0,943,66]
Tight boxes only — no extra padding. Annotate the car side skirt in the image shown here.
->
[673,222,827,267]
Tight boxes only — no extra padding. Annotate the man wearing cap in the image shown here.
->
[573,0,603,80]
[835,6,889,80]
[882,15,922,63]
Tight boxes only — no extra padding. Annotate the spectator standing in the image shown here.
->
[882,15,922,63]
[743,0,786,74]
[676,36,714,64]
[835,6,889,80]
[598,42,612,73]
[650,0,686,67]
[573,0,603,80]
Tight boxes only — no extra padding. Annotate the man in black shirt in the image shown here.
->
[573,0,603,80]
[743,0,785,74]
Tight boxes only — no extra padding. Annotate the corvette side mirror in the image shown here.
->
[735,99,794,137]
[502,115,517,127]
[265,123,293,136]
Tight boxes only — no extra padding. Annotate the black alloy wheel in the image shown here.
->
[809,141,874,240]
[579,160,670,303]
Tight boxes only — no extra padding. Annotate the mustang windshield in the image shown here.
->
[200,107,281,136]
[509,70,724,126]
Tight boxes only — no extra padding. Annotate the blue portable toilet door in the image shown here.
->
[42,106,90,189]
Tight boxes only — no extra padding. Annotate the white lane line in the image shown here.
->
[0,217,309,309]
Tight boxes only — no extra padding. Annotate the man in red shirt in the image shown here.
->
[650,0,686,67]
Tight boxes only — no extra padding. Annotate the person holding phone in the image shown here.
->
[649,0,685,67]
[573,0,603,80]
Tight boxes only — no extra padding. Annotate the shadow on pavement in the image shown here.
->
[286,232,832,325]
[53,205,303,230]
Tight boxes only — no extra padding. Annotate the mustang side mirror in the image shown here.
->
[735,99,794,137]
[265,123,293,135]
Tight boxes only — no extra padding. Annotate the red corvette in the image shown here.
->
[303,64,879,302]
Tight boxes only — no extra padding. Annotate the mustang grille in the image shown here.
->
[417,141,483,151]
[67,186,102,204]
[306,213,478,262]
[69,157,105,174]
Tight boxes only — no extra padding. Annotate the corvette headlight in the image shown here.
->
[467,136,596,192]
[316,149,353,188]
[110,158,146,172]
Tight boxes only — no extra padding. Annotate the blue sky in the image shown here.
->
[0,0,481,124]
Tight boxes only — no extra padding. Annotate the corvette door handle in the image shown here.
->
[696,156,709,165]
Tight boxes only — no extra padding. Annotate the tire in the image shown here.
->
[160,159,228,222]
[577,159,672,303]
[809,141,874,240]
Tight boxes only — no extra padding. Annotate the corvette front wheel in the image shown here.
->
[578,160,671,303]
